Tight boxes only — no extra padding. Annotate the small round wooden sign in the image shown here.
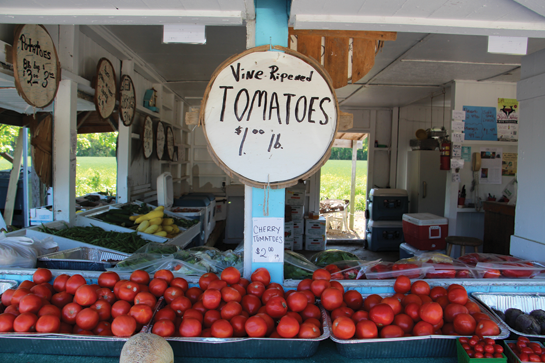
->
[201,45,339,188]
[119,74,136,126]
[12,24,61,108]
[141,116,154,159]
[166,125,175,161]
[155,121,165,160]
[95,58,117,120]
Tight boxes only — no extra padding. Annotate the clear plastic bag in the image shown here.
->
[0,235,39,268]
[366,259,432,280]
[171,250,211,275]
[473,260,545,279]
[188,247,243,273]
[309,249,360,267]
[284,250,318,280]
[132,242,179,255]
[324,260,381,280]
[423,260,476,279]
[457,253,521,266]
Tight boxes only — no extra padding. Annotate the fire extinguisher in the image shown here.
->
[440,137,451,170]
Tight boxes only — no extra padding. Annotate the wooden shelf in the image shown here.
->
[457,208,483,213]
[463,140,518,146]
[193,174,226,178]
[194,160,215,164]
[131,133,140,139]
[177,143,191,148]
[173,176,189,182]
[373,147,391,151]
[162,104,173,111]
[136,105,160,118]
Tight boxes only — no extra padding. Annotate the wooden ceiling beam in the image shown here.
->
[289,28,397,41]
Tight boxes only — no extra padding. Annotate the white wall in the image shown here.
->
[511,49,545,259]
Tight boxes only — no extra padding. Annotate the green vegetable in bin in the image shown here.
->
[38,223,159,254]
[309,249,360,267]
[284,250,318,280]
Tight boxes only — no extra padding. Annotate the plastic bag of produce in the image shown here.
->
[366,259,432,280]
[171,250,211,275]
[324,259,382,280]
[423,260,476,279]
[188,247,243,273]
[309,249,360,267]
[0,235,39,268]
[284,250,318,280]
[473,260,545,279]
[111,253,176,273]
[457,252,521,266]
[133,242,179,255]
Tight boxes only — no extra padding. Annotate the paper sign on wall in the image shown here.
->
[452,173,461,182]
[452,132,465,143]
[463,106,498,141]
[252,218,284,263]
[452,110,466,120]
[451,158,464,170]
[462,146,472,162]
[452,121,465,131]
[453,143,462,158]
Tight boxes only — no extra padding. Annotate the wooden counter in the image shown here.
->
[483,201,515,255]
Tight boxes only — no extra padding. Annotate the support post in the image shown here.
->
[53,80,77,223]
[117,60,134,203]
[3,129,24,225]
[350,140,358,230]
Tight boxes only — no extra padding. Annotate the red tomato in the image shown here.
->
[152,319,175,337]
[129,270,150,285]
[392,313,414,336]
[90,300,111,321]
[183,309,203,324]
[394,275,412,294]
[230,315,248,337]
[30,284,52,301]
[74,285,98,306]
[411,281,430,296]
[237,278,250,289]
[332,316,356,340]
[19,294,43,314]
[331,307,354,321]
[36,314,60,333]
[448,288,468,305]
[13,312,38,332]
[0,313,15,332]
[413,320,434,336]
[401,294,422,307]
[321,287,343,311]
[297,279,313,291]
[221,287,242,304]
[404,303,421,322]
[202,310,220,329]
[155,306,176,322]
[300,304,321,321]
[301,290,316,305]
[177,317,201,337]
[441,323,456,335]
[208,280,228,291]
[380,324,404,338]
[111,315,136,337]
[154,269,174,284]
[118,281,141,302]
[198,273,219,290]
[53,274,70,293]
[19,281,36,290]
[247,282,266,298]
[111,300,131,319]
[133,292,156,308]
[11,288,31,307]
[369,303,394,327]
[312,269,331,281]
[453,313,476,335]
[444,303,469,323]
[94,288,115,305]
[241,294,262,315]
[221,266,241,285]
[61,302,82,324]
[38,304,61,318]
[475,320,500,336]
[168,277,188,293]
[4,305,19,317]
[202,289,222,310]
[98,271,120,288]
[76,308,99,330]
[170,296,191,317]
[330,281,344,294]
[465,301,481,315]
[265,296,288,319]
[419,302,443,325]
[392,293,406,302]
[287,291,308,312]
[472,312,492,322]
[221,301,243,320]
[33,269,52,284]
[298,322,321,338]
[352,310,369,323]
[185,287,203,304]
[277,315,300,338]
[245,316,267,337]
[363,294,383,311]
[381,297,402,315]
[344,290,363,311]
[310,280,331,298]
[255,313,275,336]
[355,319,378,339]
[1,289,15,306]
[148,279,169,298]
[211,319,233,338]
[163,287,183,304]
[65,275,86,295]
[250,268,271,286]
[261,288,283,304]
[430,286,448,301]
[129,304,153,325]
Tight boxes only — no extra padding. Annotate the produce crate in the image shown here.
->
[503,339,544,363]
[37,247,129,271]
[24,220,167,255]
[146,301,330,358]
[456,339,506,363]
[331,293,509,358]
[77,203,201,249]
[472,292,545,341]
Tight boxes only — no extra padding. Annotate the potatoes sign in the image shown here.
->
[202,46,339,188]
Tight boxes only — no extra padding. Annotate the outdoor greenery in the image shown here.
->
[320,160,368,211]
[75,157,117,196]
[0,125,20,154]
[329,137,368,160]
[77,133,118,157]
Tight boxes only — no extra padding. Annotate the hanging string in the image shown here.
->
[263,174,270,216]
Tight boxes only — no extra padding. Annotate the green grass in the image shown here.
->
[75,157,117,197]
[320,160,368,212]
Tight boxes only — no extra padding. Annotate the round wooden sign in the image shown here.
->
[12,24,61,108]
[201,45,339,188]
[155,121,165,160]
[166,125,175,161]
[141,116,154,159]
[119,74,136,126]
[94,58,117,120]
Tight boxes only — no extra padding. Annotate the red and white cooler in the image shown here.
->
[402,213,448,250]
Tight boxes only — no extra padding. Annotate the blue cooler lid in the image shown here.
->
[174,196,210,207]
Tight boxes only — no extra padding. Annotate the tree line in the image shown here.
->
[329,138,368,160]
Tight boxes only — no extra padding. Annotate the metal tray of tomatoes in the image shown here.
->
[472,292,545,341]
[330,294,509,359]
[0,280,17,295]
[147,303,331,358]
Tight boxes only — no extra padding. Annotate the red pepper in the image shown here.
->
[456,270,473,278]
[483,269,501,278]
[501,263,535,278]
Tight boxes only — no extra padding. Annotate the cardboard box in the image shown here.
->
[290,205,304,221]
[30,208,54,226]
[305,235,326,251]
[293,221,304,236]
[284,221,294,240]
[305,217,326,237]
[284,238,294,250]
[293,235,303,250]
[286,186,305,206]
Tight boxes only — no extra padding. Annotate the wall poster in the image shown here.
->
[497,98,519,142]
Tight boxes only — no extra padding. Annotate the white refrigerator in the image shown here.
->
[406,150,447,217]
